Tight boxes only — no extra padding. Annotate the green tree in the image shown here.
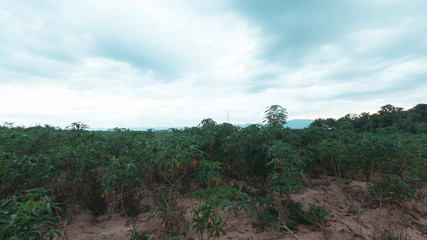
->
[263,105,288,126]
[66,122,89,131]
[376,104,403,128]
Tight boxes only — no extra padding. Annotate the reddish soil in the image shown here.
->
[61,177,427,240]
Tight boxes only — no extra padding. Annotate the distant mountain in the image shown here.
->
[89,119,314,131]
[285,119,314,129]
[235,119,314,129]
[234,123,253,128]
[129,127,170,131]
[89,127,170,131]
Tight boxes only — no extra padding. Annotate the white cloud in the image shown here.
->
[0,1,426,128]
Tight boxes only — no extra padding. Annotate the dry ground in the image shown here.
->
[61,177,427,240]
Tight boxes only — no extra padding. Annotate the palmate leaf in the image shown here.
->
[0,189,62,240]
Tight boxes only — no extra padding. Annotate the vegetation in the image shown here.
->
[0,188,61,240]
[311,103,427,133]
[0,103,426,239]
[264,105,288,125]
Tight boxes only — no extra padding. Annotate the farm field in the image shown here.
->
[1,104,426,240]
[62,177,427,240]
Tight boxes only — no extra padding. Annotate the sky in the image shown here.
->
[1,0,426,128]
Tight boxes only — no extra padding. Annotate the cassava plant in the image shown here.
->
[186,184,253,240]
[186,159,253,239]
[98,156,143,236]
[145,133,203,236]
[266,141,306,233]
[0,188,62,240]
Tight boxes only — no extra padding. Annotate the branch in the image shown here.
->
[282,225,302,240]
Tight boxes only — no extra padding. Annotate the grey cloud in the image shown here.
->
[228,1,357,64]
[91,37,178,82]
[227,0,427,101]
[324,71,427,102]
[0,1,426,128]
[229,0,427,66]
[244,72,282,93]
[0,3,86,82]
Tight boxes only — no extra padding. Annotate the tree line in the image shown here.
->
[0,103,425,239]
[310,103,427,133]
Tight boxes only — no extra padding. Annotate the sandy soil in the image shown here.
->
[60,177,427,240]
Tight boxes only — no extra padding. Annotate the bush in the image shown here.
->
[257,208,278,230]
[128,228,151,240]
[0,188,62,240]
[303,203,329,226]
[368,174,417,205]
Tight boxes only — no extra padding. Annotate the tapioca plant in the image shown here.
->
[186,159,254,240]
[266,141,306,234]
[186,184,254,240]
[0,188,62,240]
[98,156,143,236]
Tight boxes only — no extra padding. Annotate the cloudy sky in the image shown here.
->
[1,0,426,128]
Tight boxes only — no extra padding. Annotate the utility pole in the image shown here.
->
[227,110,230,123]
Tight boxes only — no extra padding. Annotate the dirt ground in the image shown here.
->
[61,177,427,240]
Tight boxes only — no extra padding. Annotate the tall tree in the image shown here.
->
[263,105,288,125]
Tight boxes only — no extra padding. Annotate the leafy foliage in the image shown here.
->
[128,227,152,240]
[263,105,288,125]
[0,103,426,238]
[186,184,254,240]
[0,188,62,240]
[303,204,329,226]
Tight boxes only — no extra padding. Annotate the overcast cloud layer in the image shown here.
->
[1,0,426,128]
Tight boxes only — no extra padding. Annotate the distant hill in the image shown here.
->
[235,119,314,129]
[285,119,314,129]
[89,127,169,131]
[89,119,314,131]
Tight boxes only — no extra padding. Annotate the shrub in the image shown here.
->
[368,174,417,206]
[303,204,329,226]
[128,227,151,240]
[257,208,277,230]
[0,188,62,240]
[186,184,254,239]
